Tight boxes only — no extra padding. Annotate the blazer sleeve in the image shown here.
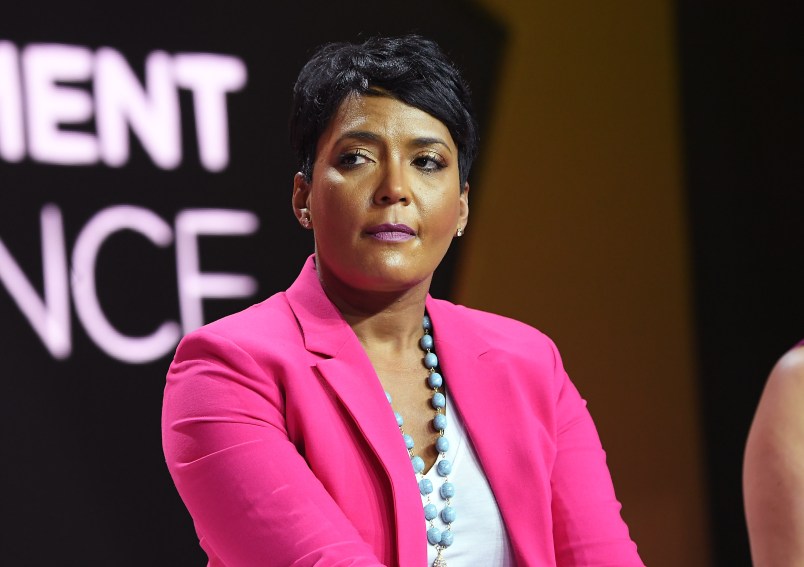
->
[547,341,645,566]
[161,329,386,567]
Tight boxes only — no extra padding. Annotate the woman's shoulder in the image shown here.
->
[427,297,559,353]
[175,291,299,355]
[744,342,804,566]
[765,343,804,398]
[747,343,804,446]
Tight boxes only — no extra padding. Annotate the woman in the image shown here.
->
[162,35,643,567]
[744,339,804,566]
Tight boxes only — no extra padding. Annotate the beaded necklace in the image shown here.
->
[385,314,454,567]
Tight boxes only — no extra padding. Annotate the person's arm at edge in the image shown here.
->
[744,344,804,567]
[547,339,645,567]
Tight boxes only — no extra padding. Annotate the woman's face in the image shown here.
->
[293,93,468,297]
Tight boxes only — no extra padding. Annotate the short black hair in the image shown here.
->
[290,34,479,189]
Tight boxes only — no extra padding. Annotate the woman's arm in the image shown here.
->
[162,329,386,567]
[548,343,645,566]
[744,345,804,567]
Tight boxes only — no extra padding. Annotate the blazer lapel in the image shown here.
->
[286,256,426,567]
[426,296,542,566]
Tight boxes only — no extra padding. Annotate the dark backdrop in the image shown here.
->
[677,1,804,564]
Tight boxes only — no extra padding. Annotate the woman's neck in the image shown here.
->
[317,266,431,352]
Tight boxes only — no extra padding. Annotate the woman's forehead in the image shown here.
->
[321,92,456,149]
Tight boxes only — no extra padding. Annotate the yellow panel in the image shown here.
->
[458,2,711,565]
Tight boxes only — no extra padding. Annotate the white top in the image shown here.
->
[422,395,514,567]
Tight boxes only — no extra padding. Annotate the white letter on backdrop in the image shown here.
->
[0,204,71,358]
[172,53,247,172]
[95,48,181,169]
[72,205,180,364]
[175,209,258,333]
[0,41,25,162]
[23,43,98,164]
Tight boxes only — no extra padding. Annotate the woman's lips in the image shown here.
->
[365,223,416,241]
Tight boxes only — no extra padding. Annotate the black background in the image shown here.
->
[678,1,804,564]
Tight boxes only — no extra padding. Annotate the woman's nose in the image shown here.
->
[373,163,411,205]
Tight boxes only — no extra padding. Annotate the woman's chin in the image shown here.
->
[356,265,433,295]
[329,261,433,297]
[315,243,448,297]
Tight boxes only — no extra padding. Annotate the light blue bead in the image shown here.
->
[433,413,447,430]
[440,530,454,547]
[424,352,438,369]
[440,505,456,523]
[422,315,432,331]
[385,391,392,404]
[431,392,446,409]
[424,503,438,520]
[419,478,433,495]
[427,527,442,545]
[427,372,443,388]
[435,436,449,453]
[403,434,414,450]
[411,456,425,473]
[420,334,434,350]
[436,459,452,476]
[395,412,404,427]
[440,481,455,499]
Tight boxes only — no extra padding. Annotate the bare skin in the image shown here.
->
[292,94,469,471]
[744,345,804,567]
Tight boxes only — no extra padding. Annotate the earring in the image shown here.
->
[456,226,463,237]
[299,210,311,229]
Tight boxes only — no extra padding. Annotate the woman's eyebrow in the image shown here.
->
[336,130,382,144]
[410,136,452,153]
[335,131,452,154]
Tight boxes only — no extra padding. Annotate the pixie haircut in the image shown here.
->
[290,35,479,190]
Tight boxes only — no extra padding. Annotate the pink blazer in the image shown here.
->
[162,256,643,566]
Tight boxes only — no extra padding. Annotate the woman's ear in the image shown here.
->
[457,182,470,235]
[292,172,313,229]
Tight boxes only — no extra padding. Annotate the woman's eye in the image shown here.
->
[413,154,446,172]
[339,151,371,167]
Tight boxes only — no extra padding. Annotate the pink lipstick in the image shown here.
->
[365,223,416,242]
